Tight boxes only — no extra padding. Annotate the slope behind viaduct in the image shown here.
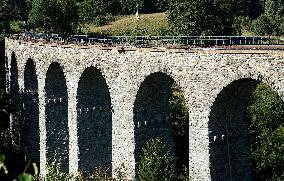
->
[5,38,284,180]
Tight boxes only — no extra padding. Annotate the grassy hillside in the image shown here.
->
[81,13,170,36]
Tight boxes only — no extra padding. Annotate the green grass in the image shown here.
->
[81,13,170,36]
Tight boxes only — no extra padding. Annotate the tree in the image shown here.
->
[117,0,137,15]
[57,0,78,34]
[0,0,28,21]
[143,0,169,13]
[168,0,236,36]
[169,84,189,175]
[155,0,170,12]
[233,0,264,19]
[78,0,120,22]
[137,138,174,181]
[248,83,284,180]
[0,0,29,31]
[252,0,284,35]
[29,0,78,34]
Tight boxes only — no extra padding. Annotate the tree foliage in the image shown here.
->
[233,0,264,19]
[78,0,120,22]
[168,0,236,36]
[0,0,282,36]
[29,0,78,34]
[143,0,169,13]
[0,0,28,31]
[252,0,284,35]
[169,84,189,175]
[248,83,284,180]
[118,0,144,15]
[137,138,174,181]
[0,0,28,22]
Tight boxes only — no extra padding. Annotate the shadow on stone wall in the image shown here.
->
[10,52,21,146]
[45,62,69,171]
[209,78,259,181]
[77,67,112,173]
[133,72,175,170]
[0,40,5,90]
[22,59,40,168]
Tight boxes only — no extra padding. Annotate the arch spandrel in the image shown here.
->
[208,68,284,110]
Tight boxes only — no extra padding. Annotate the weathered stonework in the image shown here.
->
[5,38,284,180]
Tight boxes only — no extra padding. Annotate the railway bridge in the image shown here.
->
[5,38,284,180]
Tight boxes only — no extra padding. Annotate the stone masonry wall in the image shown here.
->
[5,38,284,180]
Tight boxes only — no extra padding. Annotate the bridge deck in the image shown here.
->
[13,39,284,55]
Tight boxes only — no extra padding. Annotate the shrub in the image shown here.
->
[137,137,174,181]
[177,166,191,181]
[46,156,69,181]
[232,16,253,36]
[9,21,25,33]
[252,15,274,35]
[248,83,284,180]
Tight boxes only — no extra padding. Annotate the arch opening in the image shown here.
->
[209,78,259,180]
[22,59,40,166]
[77,67,112,173]
[45,62,69,171]
[133,72,189,177]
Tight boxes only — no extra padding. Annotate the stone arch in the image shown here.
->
[133,72,189,175]
[22,59,40,165]
[208,78,262,181]
[77,66,112,173]
[45,62,69,171]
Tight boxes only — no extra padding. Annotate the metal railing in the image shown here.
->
[6,32,284,47]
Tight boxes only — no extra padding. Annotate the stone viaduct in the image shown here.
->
[5,38,284,180]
